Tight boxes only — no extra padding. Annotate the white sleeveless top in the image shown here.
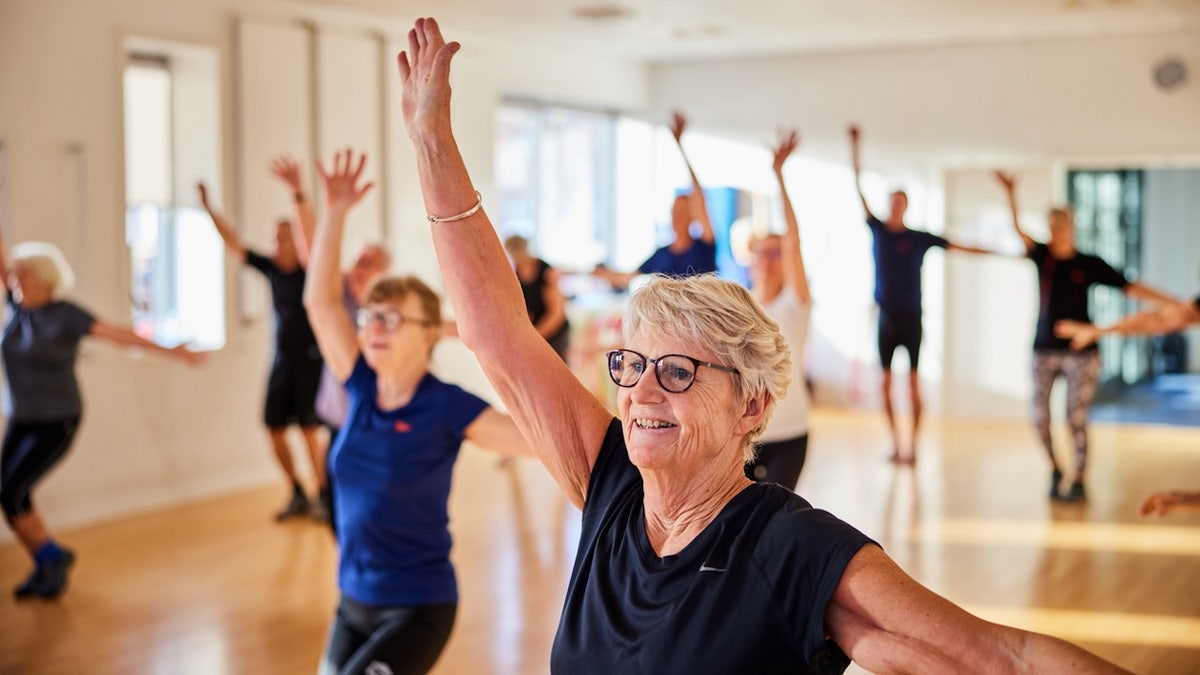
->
[759,286,811,442]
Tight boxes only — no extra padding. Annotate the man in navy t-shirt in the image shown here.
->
[849,126,989,464]
[593,111,716,290]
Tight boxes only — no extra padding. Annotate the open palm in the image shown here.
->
[397,17,459,139]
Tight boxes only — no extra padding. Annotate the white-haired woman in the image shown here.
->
[0,230,202,600]
[395,18,1131,673]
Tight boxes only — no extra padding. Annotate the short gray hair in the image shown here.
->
[623,274,791,462]
[12,242,75,299]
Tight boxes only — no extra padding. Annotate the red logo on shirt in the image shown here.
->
[393,420,412,433]
[1071,269,1086,284]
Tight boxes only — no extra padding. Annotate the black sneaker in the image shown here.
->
[275,492,311,521]
[36,548,76,599]
[1060,481,1087,503]
[1049,469,1064,500]
[13,566,45,600]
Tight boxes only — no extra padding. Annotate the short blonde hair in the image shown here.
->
[623,274,791,462]
[12,242,75,300]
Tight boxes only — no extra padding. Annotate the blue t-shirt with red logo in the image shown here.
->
[638,239,717,277]
[867,216,948,318]
[331,355,489,606]
[1028,243,1129,352]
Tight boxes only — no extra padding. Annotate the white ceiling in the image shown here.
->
[292,0,1200,62]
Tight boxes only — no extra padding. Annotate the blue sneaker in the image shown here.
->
[36,548,76,599]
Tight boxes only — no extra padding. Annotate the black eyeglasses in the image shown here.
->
[356,307,435,332]
[606,348,738,394]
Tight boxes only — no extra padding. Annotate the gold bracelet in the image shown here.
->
[427,191,483,223]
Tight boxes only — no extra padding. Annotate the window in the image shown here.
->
[123,43,224,350]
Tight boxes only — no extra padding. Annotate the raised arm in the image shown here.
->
[269,155,316,267]
[771,129,810,305]
[90,320,205,366]
[992,170,1035,253]
[1056,298,1200,350]
[0,179,10,290]
[827,545,1130,674]
[397,18,612,510]
[303,150,373,383]
[848,125,876,222]
[670,111,713,245]
[197,182,247,260]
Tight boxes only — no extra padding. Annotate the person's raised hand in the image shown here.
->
[772,128,800,174]
[396,17,460,140]
[269,155,303,192]
[318,149,374,213]
[992,170,1017,192]
[196,182,212,209]
[668,110,687,144]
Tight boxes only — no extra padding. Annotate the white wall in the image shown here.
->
[653,30,1200,419]
[0,0,647,541]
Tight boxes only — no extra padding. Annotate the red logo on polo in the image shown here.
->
[393,420,412,433]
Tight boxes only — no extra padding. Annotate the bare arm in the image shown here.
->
[534,266,569,339]
[992,170,1035,253]
[1139,490,1200,517]
[197,182,247,260]
[1056,298,1200,350]
[1124,280,1178,307]
[945,242,995,256]
[0,181,9,291]
[847,125,876,222]
[670,111,713,245]
[771,129,810,304]
[269,155,316,267]
[303,150,373,383]
[398,18,612,510]
[464,407,534,458]
[592,264,637,291]
[89,320,205,365]
[827,545,1131,674]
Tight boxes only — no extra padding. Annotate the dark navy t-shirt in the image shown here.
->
[244,250,319,358]
[551,419,873,674]
[867,216,948,317]
[1028,243,1129,352]
[2,293,96,422]
[638,239,717,277]
[330,356,489,606]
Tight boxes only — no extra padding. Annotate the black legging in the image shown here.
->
[0,417,81,523]
[320,595,457,675]
[745,434,809,491]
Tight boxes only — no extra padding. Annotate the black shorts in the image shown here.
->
[264,349,323,428]
[878,310,923,370]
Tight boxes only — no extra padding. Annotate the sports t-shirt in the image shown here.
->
[866,216,948,318]
[551,419,874,674]
[1028,243,1129,352]
[638,240,717,277]
[2,293,96,422]
[759,286,810,442]
[244,250,318,358]
[330,356,489,606]
[518,259,569,343]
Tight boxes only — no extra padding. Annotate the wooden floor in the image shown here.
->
[2,409,1199,674]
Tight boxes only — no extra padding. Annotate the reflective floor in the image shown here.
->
[1,409,1198,674]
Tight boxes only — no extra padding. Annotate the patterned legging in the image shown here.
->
[1031,350,1101,476]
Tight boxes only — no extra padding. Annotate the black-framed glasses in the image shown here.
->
[606,348,738,394]
[356,307,435,332]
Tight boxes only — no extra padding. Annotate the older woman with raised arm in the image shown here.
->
[0,195,203,600]
[396,18,1129,674]
[302,149,529,675]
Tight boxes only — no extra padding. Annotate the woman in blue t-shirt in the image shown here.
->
[0,227,203,600]
[303,150,529,675]
[393,18,1129,674]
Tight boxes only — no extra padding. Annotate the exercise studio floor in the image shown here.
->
[2,409,1198,674]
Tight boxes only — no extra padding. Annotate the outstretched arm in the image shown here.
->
[670,111,713,245]
[303,150,374,383]
[90,320,205,365]
[591,263,637,291]
[465,408,534,458]
[827,545,1131,674]
[848,125,876,222]
[269,155,316,267]
[771,129,810,305]
[398,17,612,510]
[992,171,1035,253]
[197,183,247,261]
[1056,298,1200,350]
[1139,490,1200,517]
[1124,281,1178,307]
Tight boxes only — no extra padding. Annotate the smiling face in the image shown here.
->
[617,327,755,476]
[357,293,439,374]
